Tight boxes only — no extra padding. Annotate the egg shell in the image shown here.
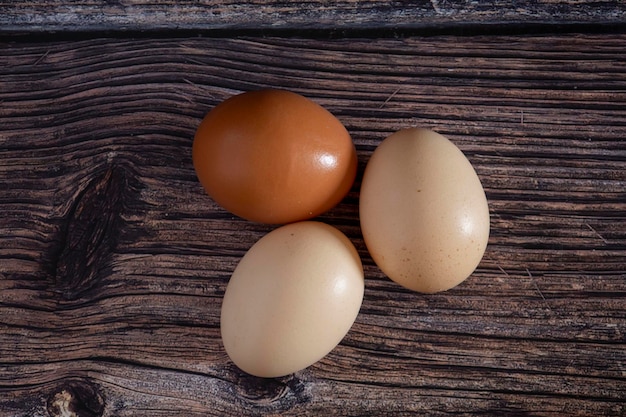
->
[359,128,490,293]
[192,89,357,224]
[220,221,364,378]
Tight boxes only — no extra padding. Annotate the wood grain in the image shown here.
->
[1,33,625,416]
[1,0,626,33]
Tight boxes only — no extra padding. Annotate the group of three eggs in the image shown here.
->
[192,89,490,378]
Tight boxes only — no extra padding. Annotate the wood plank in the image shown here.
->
[1,1,625,33]
[1,34,625,416]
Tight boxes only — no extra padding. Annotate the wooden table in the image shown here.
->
[1,2,625,416]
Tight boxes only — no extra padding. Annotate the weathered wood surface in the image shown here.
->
[1,0,626,33]
[1,32,625,416]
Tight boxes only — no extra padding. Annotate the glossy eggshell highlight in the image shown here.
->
[220,221,364,378]
[192,89,357,224]
[359,128,490,293]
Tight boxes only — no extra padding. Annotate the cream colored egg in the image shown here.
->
[359,128,490,293]
[220,221,364,378]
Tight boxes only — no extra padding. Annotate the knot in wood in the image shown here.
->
[234,372,311,411]
[47,379,104,417]
[51,164,141,302]
[236,374,288,403]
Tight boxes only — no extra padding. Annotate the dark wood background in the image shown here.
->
[2,1,626,33]
[1,1,625,416]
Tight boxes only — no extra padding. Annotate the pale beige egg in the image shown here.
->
[220,221,364,377]
[359,128,490,293]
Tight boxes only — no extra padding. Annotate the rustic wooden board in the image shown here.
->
[1,33,625,416]
[1,0,626,33]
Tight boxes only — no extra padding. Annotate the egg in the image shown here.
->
[192,89,357,224]
[220,221,364,378]
[359,128,490,293]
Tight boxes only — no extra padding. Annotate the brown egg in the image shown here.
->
[359,128,490,293]
[192,89,357,224]
[220,221,364,378]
